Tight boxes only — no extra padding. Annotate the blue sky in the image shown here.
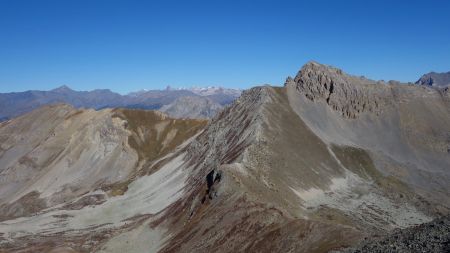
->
[0,0,449,94]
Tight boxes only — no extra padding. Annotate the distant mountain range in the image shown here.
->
[2,70,449,123]
[160,96,224,119]
[0,85,241,121]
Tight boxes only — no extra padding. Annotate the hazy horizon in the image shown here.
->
[0,83,244,95]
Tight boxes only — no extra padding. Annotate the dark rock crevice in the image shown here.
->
[201,169,222,204]
[326,79,334,104]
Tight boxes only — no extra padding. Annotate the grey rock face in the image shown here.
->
[286,61,392,118]
[287,61,450,119]
[416,71,450,87]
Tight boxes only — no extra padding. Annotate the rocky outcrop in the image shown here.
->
[287,62,450,120]
[416,71,450,87]
[286,61,394,118]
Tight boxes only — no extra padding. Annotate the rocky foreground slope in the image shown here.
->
[0,62,449,252]
[0,105,207,252]
[338,214,450,253]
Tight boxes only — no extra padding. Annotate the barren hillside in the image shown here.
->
[0,62,449,253]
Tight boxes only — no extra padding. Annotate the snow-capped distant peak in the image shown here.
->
[188,86,241,97]
[127,89,149,97]
[125,86,242,98]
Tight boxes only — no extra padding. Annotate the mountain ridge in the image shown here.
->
[0,62,449,252]
[0,86,241,121]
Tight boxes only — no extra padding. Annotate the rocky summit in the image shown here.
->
[416,71,450,88]
[0,62,449,253]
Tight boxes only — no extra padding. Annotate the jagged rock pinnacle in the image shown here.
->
[286,61,390,118]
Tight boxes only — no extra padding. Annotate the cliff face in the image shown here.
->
[288,62,390,118]
[288,62,450,119]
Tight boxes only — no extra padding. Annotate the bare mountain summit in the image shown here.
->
[416,71,450,87]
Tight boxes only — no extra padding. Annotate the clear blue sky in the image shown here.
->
[0,0,449,94]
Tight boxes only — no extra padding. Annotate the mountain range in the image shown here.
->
[0,86,241,121]
[0,62,449,252]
